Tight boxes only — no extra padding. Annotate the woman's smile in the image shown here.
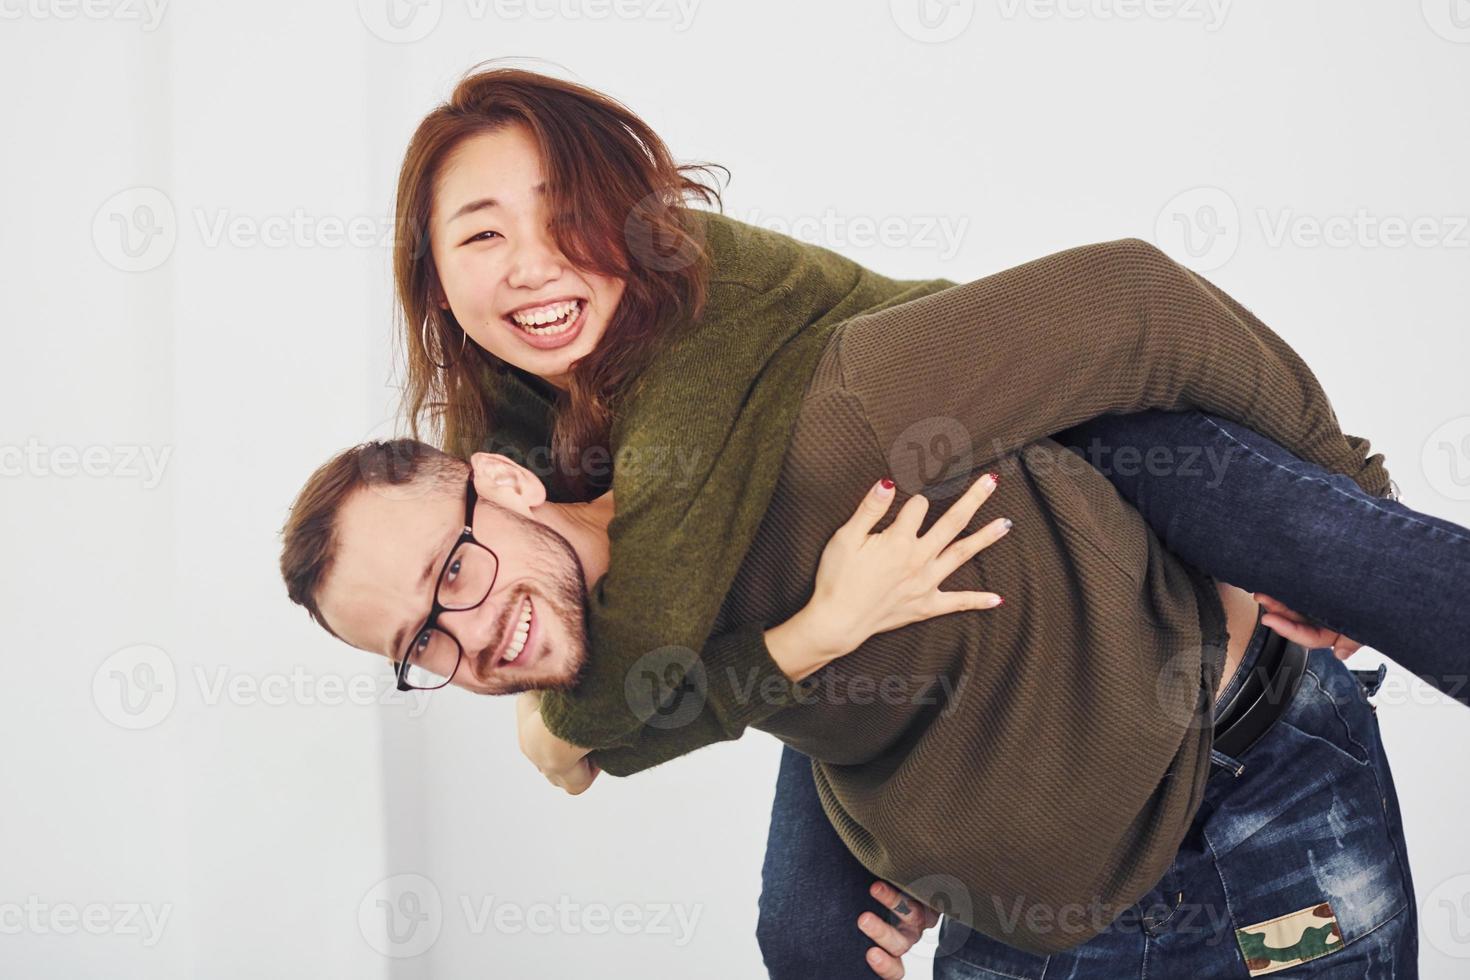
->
[502,295,589,350]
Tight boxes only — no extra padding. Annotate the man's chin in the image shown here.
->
[460,649,585,697]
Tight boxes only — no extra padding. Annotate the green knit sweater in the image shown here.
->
[522,212,959,749]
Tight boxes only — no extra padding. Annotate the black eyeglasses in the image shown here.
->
[393,477,499,691]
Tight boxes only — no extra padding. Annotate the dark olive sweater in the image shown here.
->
[481,213,1391,952]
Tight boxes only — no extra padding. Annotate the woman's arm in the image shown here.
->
[530,472,1011,779]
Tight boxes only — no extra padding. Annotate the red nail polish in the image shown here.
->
[989,472,1000,484]
[997,597,1005,606]
[880,477,894,490]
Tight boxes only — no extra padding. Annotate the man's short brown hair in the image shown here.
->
[279,439,466,636]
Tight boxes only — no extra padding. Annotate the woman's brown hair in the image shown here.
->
[394,62,724,500]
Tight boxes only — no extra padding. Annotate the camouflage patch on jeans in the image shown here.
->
[1235,901,1345,976]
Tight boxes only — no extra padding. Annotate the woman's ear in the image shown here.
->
[469,452,547,512]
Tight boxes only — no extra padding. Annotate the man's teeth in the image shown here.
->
[509,299,581,334]
[502,598,533,663]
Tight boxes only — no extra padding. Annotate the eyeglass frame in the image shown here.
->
[392,475,498,692]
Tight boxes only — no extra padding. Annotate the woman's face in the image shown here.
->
[429,125,626,388]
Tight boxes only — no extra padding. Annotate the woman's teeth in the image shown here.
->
[502,597,533,663]
[509,299,581,335]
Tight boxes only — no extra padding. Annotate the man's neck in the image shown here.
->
[536,492,615,591]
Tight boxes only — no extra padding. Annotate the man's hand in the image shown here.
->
[1254,593,1363,660]
[516,692,600,795]
[858,880,940,979]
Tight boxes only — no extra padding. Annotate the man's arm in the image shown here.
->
[844,237,1390,501]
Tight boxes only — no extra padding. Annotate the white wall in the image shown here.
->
[3,2,1468,977]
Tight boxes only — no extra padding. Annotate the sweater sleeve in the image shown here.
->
[576,622,823,777]
[840,237,1391,500]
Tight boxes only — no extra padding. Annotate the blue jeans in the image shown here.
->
[756,410,1459,978]
[931,641,1416,978]
[1058,409,1470,705]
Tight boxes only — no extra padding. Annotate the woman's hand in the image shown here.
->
[1254,593,1363,660]
[766,472,1010,682]
[859,880,941,979]
[516,692,601,795]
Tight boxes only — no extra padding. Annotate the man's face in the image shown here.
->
[316,468,589,695]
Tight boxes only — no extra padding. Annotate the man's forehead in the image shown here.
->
[321,485,460,653]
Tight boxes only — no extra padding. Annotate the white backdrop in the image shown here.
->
[4,2,1469,978]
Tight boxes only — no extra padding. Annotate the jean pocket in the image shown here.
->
[1203,669,1410,973]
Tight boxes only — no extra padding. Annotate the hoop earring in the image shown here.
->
[422,313,468,371]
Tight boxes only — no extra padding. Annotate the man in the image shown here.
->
[279,416,1415,975]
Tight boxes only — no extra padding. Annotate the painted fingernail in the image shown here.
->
[996,596,1005,606]
[988,472,1000,485]
[879,477,895,491]
[1002,518,1013,530]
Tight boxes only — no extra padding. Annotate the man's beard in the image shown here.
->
[468,509,590,696]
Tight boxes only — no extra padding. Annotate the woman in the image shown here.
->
[391,65,1466,975]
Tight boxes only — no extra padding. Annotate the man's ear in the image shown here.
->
[469,452,546,512]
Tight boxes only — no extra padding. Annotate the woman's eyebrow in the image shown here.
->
[447,182,545,223]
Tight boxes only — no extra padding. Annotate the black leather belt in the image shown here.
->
[1211,626,1310,760]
